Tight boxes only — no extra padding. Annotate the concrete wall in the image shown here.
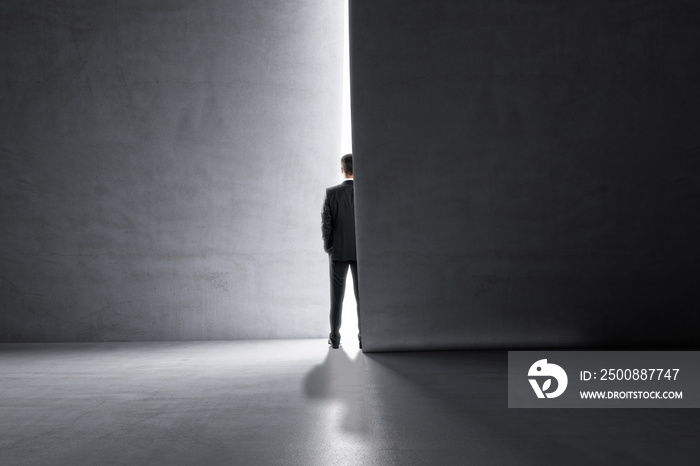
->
[351,1,700,351]
[0,0,343,341]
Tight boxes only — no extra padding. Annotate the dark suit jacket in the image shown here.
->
[322,179,357,261]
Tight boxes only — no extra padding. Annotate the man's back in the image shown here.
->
[323,154,360,349]
[322,179,356,261]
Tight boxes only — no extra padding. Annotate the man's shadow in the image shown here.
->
[303,347,365,434]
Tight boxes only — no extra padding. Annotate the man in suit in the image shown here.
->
[322,154,360,349]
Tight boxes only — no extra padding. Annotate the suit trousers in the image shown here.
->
[328,258,360,346]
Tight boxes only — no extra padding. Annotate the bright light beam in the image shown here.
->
[340,0,352,155]
[339,0,359,350]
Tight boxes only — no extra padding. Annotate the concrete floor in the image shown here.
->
[1,341,699,465]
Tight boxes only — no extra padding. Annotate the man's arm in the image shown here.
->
[321,191,333,253]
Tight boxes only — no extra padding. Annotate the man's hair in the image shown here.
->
[341,154,353,176]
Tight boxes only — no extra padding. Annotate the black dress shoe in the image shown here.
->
[328,338,339,349]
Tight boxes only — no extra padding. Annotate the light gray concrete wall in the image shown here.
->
[351,0,700,351]
[0,0,343,341]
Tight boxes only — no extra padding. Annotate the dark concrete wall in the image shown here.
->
[0,0,343,341]
[351,1,700,351]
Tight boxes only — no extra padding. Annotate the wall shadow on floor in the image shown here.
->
[362,350,700,465]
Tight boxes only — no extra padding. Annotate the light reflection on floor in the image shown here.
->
[2,340,698,465]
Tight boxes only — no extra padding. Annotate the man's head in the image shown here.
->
[341,154,353,178]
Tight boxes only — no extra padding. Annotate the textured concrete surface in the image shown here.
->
[350,0,700,351]
[0,1,344,341]
[1,341,699,465]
